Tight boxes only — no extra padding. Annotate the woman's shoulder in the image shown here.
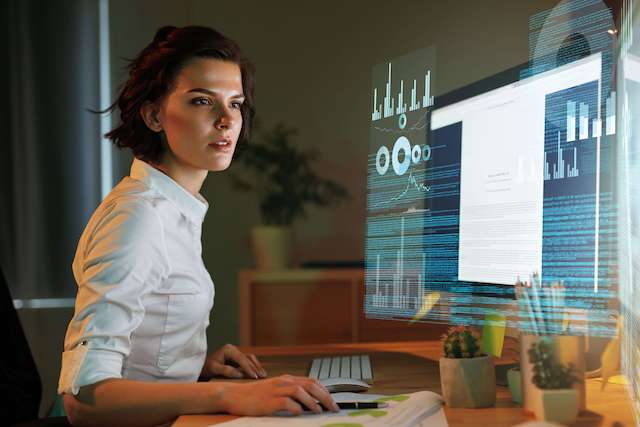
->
[88,178,168,238]
[75,178,172,284]
[105,176,165,208]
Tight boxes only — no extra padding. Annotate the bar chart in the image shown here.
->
[565,91,616,142]
[371,62,434,122]
[544,131,579,180]
[369,217,427,311]
[544,82,602,182]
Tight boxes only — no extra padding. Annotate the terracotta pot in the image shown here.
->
[533,388,578,425]
[251,226,292,270]
[439,355,496,408]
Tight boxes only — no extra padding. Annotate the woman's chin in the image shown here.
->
[207,159,233,172]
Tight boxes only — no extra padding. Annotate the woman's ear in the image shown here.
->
[140,101,163,132]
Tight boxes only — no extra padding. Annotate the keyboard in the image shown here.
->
[307,354,373,384]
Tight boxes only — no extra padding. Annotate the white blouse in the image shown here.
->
[58,159,214,395]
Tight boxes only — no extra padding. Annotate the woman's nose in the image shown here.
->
[214,107,234,130]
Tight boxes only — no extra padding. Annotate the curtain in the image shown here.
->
[0,0,103,299]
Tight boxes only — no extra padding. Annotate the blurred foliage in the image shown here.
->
[528,337,578,390]
[231,122,349,226]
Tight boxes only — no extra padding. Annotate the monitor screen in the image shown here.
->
[365,52,617,335]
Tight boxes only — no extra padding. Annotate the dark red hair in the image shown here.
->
[105,26,255,163]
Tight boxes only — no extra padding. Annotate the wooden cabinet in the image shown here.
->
[239,269,448,346]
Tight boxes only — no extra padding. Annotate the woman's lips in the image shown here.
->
[208,139,233,152]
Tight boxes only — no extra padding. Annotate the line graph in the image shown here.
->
[373,172,431,207]
[372,110,431,134]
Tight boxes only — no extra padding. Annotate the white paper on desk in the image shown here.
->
[213,390,447,427]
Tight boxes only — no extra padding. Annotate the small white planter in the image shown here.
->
[533,388,578,425]
[439,355,496,408]
[251,226,292,270]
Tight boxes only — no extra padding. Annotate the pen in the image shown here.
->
[337,401,387,409]
[304,401,388,412]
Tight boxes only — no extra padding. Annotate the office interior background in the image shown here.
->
[1,0,638,418]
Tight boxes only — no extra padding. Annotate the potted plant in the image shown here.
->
[527,337,579,424]
[231,122,349,270]
[439,325,496,408]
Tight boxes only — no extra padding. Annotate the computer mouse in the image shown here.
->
[318,377,371,393]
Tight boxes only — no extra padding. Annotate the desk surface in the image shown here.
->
[173,341,637,427]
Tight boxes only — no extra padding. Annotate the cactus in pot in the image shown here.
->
[439,325,496,408]
[442,325,481,358]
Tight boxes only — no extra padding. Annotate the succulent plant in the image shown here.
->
[442,325,482,358]
[528,337,579,389]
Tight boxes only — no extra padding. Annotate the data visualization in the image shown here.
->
[365,51,618,335]
[368,47,436,213]
[366,47,450,321]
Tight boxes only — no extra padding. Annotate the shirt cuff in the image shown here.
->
[58,345,123,395]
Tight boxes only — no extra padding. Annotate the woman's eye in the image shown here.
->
[231,101,243,109]
[191,97,212,106]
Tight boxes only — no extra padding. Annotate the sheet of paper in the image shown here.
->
[213,391,447,427]
[481,312,507,357]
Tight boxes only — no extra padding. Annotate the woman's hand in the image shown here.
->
[220,375,340,416]
[201,343,267,379]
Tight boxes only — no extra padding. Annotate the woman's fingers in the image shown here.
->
[215,344,266,378]
[287,385,323,413]
[223,345,260,379]
[307,381,339,412]
[278,377,339,413]
[213,362,244,379]
[247,353,267,377]
[281,397,303,415]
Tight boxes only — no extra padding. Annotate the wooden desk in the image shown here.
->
[174,341,637,427]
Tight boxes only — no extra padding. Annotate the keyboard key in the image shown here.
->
[329,356,341,378]
[361,355,373,382]
[319,357,331,379]
[309,358,322,379]
[351,355,361,379]
[340,356,350,378]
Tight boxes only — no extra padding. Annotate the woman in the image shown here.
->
[59,26,338,427]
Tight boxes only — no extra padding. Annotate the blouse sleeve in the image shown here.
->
[58,198,170,395]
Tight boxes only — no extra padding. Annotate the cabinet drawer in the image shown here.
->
[251,280,353,346]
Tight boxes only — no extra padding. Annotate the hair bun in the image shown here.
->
[152,26,177,45]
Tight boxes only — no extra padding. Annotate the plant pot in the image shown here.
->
[507,367,522,405]
[533,388,578,425]
[251,226,292,270]
[439,355,496,408]
[521,335,586,414]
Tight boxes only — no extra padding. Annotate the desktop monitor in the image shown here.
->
[365,52,618,337]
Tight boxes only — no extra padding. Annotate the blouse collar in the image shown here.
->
[130,158,209,225]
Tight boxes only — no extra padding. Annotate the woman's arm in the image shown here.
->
[64,375,338,427]
[64,378,220,427]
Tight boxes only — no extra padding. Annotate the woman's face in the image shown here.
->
[156,58,244,172]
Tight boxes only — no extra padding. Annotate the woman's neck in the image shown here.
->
[151,153,208,197]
